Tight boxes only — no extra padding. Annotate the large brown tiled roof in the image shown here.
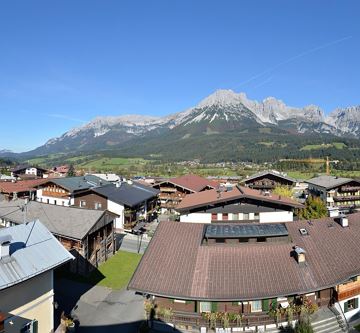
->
[0,179,48,194]
[167,174,218,192]
[176,185,303,211]
[128,214,360,300]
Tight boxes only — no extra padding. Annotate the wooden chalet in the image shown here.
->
[0,200,117,275]
[242,170,296,192]
[153,174,218,213]
[129,214,360,331]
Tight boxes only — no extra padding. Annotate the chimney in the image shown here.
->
[294,245,306,264]
[339,216,349,228]
[0,235,12,260]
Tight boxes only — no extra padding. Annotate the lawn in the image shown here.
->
[58,250,142,290]
[300,142,347,151]
[94,250,142,289]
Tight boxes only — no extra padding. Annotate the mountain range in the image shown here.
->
[2,90,360,163]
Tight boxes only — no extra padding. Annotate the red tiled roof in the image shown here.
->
[128,214,360,300]
[0,179,48,194]
[167,174,218,192]
[176,185,303,211]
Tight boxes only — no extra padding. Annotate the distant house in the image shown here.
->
[0,221,73,333]
[36,175,110,206]
[10,164,48,179]
[0,174,16,181]
[90,173,121,183]
[0,178,47,201]
[73,181,159,230]
[153,174,218,213]
[47,165,69,178]
[306,175,360,215]
[242,170,297,192]
[0,200,116,274]
[176,185,303,223]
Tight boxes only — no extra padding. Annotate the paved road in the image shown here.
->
[55,278,145,333]
[117,233,150,254]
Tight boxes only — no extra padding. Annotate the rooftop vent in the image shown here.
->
[294,245,306,264]
[339,216,349,228]
[0,234,12,260]
[299,228,308,236]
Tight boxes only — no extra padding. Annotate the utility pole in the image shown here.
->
[326,156,330,175]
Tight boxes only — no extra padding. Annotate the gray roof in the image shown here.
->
[305,175,357,189]
[0,200,111,240]
[93,182,159,207]
[0,220,74,290]
[243,170,297,184]
[43,175,110,192]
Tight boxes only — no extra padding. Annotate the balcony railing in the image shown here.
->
[155,310,300,329]
[333,195,360,202]
[41,190,69,198]
[340,186,360,192]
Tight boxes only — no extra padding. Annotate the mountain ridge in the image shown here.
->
[2,89,360,162]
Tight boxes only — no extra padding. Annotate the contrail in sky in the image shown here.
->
[233,35,352,89]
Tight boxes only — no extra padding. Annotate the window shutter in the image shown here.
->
[344,301,349,313]
[32,320,38,333]
[262,299,269,312]
[355,298,359,309]
[211,302,218,312]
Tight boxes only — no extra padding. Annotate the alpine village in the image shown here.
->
[1,2,360,333]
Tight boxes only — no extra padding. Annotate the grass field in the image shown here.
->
[57,250,142,290]
[93,250,142,289]
[300,142,347,151]
[78,157,147,170]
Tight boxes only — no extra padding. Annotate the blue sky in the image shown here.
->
[0,0,359,152]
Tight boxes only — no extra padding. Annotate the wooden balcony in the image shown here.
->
[340,186,360,192]
[42,190,69,198]
[337,280,360,301]
[159,187,177,193]
[155,310,300,329]
[333,195,360,202]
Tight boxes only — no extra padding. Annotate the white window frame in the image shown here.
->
[200,301,212,313]
[250,300,262,313]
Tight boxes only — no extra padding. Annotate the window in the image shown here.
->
[243,213,249,220]
[54,200,57,205]
[222,213,228,221]
[200,301,212,313]
[232,213,239,221]
[254,213,260,220]
[215,238,225,243]
[95,202,102,210]
[250,300,262,312]
[80,200,86,207]
[211,213,217,221]
[344,298,359,312]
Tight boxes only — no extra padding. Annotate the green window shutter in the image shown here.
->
[262,299,269,312]
[344,301,349,313]
[355,298,359,309]
[211,302,218,312]
[32,320,38,333]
